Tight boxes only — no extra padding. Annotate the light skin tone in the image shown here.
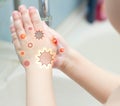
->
[10,2,120,106]
[11,5,57,106]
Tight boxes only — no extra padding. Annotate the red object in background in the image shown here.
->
[96,0,107,21]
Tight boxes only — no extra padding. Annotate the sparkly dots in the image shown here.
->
[28,43,33,48]
[59,48,64,53]
[28,27,33,30]
[35,30,44,40]
[52,37,58,45]
[20,34,26,39]
[20,51,25,56]
[23,60,30,67]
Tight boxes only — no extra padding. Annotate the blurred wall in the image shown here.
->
[0,0,82,42]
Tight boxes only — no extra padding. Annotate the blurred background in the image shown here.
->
[0,0,83,41]
[0,0,120,106]
[0,0,107,42]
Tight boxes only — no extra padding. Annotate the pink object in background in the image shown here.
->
[96,0,107,21]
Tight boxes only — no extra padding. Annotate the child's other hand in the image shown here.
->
[10,5,56,70]
[42,22,73,70]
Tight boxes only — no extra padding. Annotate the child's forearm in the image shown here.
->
[60,48,120,104]
[26,66,56,106]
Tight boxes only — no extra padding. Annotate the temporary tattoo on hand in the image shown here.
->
[36,48,55,68]
[20,34,26,39]
[59,48,64,53]
[28,27,33,30]
[52,37,58,45]
[23,60,30,67]
[28,42,33,48]
[35,30,44,40]
[52,37,64,53]
[20,51,25,56]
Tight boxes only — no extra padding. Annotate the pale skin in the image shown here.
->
[10,2,120,106]
[11,5,57,106]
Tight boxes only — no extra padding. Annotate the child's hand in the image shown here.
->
[10,5,56,70]
[42,22,73,70]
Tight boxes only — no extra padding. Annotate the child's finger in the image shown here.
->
[12,11,27,43]
[10,24,21,50]
[18,5,35,35]
[29,7,43,31]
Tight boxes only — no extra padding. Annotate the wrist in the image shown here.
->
[22,47,56,72]
[25,61,53,72]
[59,47,77,71]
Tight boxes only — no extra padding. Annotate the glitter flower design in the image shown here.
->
[34,30,44,40]
[37,48,55,67]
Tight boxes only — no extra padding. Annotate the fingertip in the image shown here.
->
[12,11,20,19]
[18,5,26,11]
[28,6,36,13]
[29,6,36,9]
[12,10,19,15]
